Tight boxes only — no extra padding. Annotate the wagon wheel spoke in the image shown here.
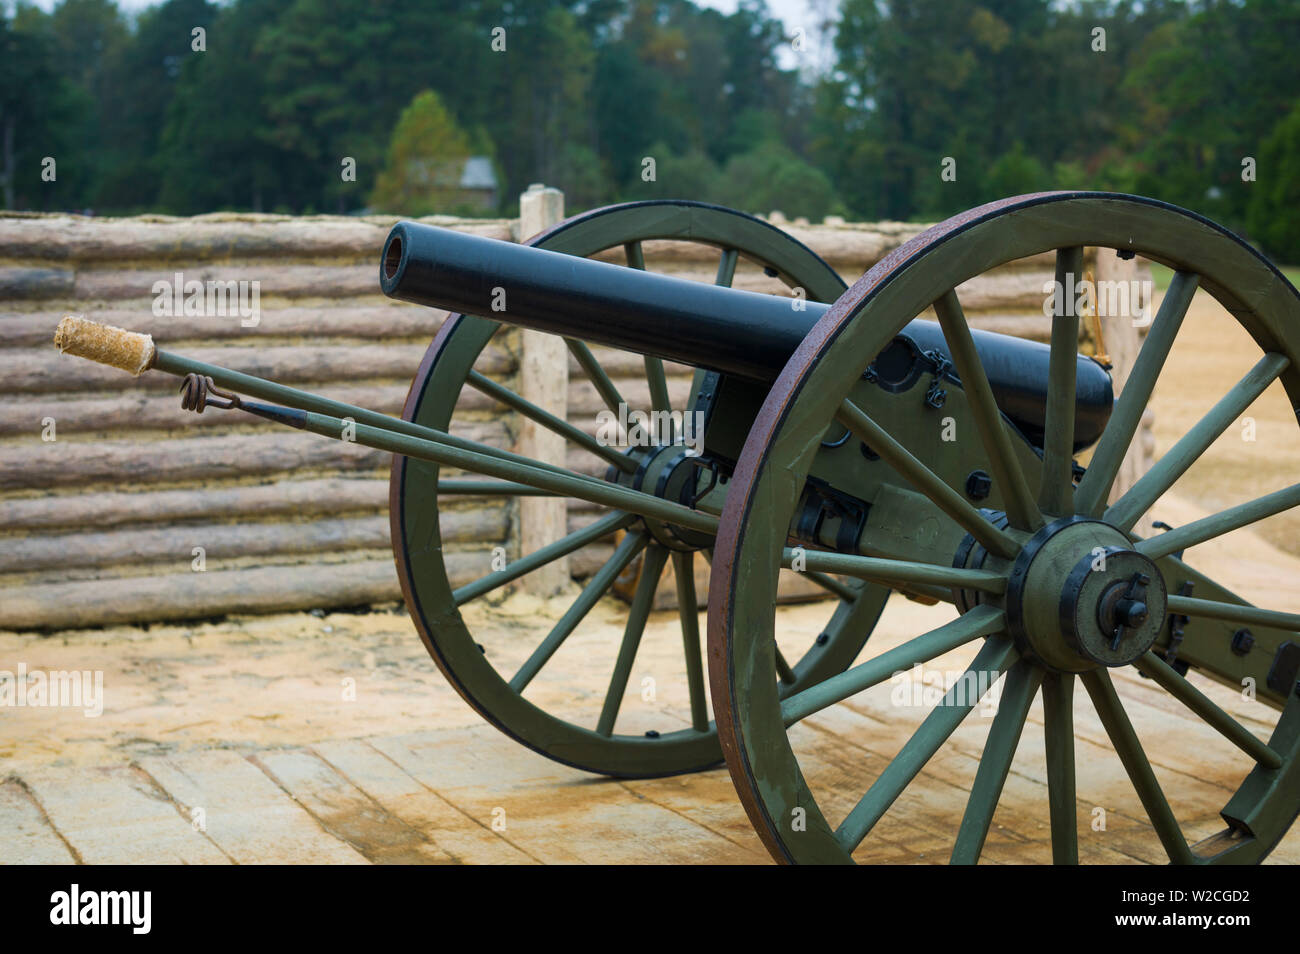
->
[715,247,739,287]
[932,289,1043,533]
[1038,246,1085,516]
[837,399,1020,560]
[1137,481,1300,560]
[453,510,635,606]
[671,551,709,732]
[781,605,1005,726]
[815,568,955,606]
[566,338,626,417]
[437,479,560,495]
[1133,652,1281,768]
[1080,669,1194,863]
[466,369,636,472]
[645,357,673,417]
[951,658,1043,864]
[623,239,646,271]
[1074,271,1199,516]
[889,582,958,605]
[1165,593,1300,632]
[784,548,1006,595]
[621,240,673,417]
[800,566,946,605]
[597,543,670,736]
[775,648,797,685]
[510,530,647,691]
[1041,671,1079,864]
[836,635,1018,851]
[1105,352,1290,531]
[803,570,859,603]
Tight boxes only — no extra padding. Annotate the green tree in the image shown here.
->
[255,0,460,211]
[593,41,674,193]
[1247,102,1300,263]
[548,143,612,213]
[983,141,1052,199]
[6,0,827,215]
[1125,0,1300,226]
[814,0,1187,221]
[816,0,996,220]
[0,6,89,210]
[596,0,805,192]
[47,0,128,207]
[369,90,488,216]
[92,0,218,211]
[487,3,598,202]
[623,141,721,202]
[158,0,297,213]
[717,145,835,220]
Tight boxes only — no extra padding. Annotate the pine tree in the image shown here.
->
[369,90,483,216]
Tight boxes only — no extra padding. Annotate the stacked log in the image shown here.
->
[0,210,1150,629]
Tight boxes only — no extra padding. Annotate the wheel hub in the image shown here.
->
[607,443,715,551]
[999,517,1168,671]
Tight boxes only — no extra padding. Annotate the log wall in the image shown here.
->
[0,208,1151,629]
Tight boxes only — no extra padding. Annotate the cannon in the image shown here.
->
[53,193,1300,864]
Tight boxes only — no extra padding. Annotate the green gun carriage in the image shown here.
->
[54,192,1300,864]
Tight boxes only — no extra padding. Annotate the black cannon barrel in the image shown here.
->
[380,221,1112,446]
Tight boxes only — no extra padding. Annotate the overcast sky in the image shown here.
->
[703,0,840,70]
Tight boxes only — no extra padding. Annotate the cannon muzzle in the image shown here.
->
[380,221,1112,446]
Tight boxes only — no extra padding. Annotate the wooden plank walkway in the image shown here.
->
[2,564,1298,864]
[3,698,1294,864]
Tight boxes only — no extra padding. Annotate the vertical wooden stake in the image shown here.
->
[517,184,570,595]
[1094,248,1156,513]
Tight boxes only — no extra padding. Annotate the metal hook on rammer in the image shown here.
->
[179,373,241,413]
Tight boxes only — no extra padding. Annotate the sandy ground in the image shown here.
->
[1146,292,1300,557]
[3,284,1300,864]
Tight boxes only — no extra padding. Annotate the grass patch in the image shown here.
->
[1149,261,1300,291]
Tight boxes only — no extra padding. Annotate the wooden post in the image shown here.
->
[516,184,570,595]
[1094,248,1156,515]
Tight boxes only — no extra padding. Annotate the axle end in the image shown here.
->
[53,315,156,375]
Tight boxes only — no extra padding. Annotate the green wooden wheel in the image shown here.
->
[710,193,1300,861]
[392,200,891,778]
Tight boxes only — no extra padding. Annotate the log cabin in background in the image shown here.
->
[0,190,1152,630]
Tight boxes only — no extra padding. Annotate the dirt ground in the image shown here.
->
[3,285,1300,865]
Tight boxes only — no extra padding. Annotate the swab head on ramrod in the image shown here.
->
[54,315,156,375]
